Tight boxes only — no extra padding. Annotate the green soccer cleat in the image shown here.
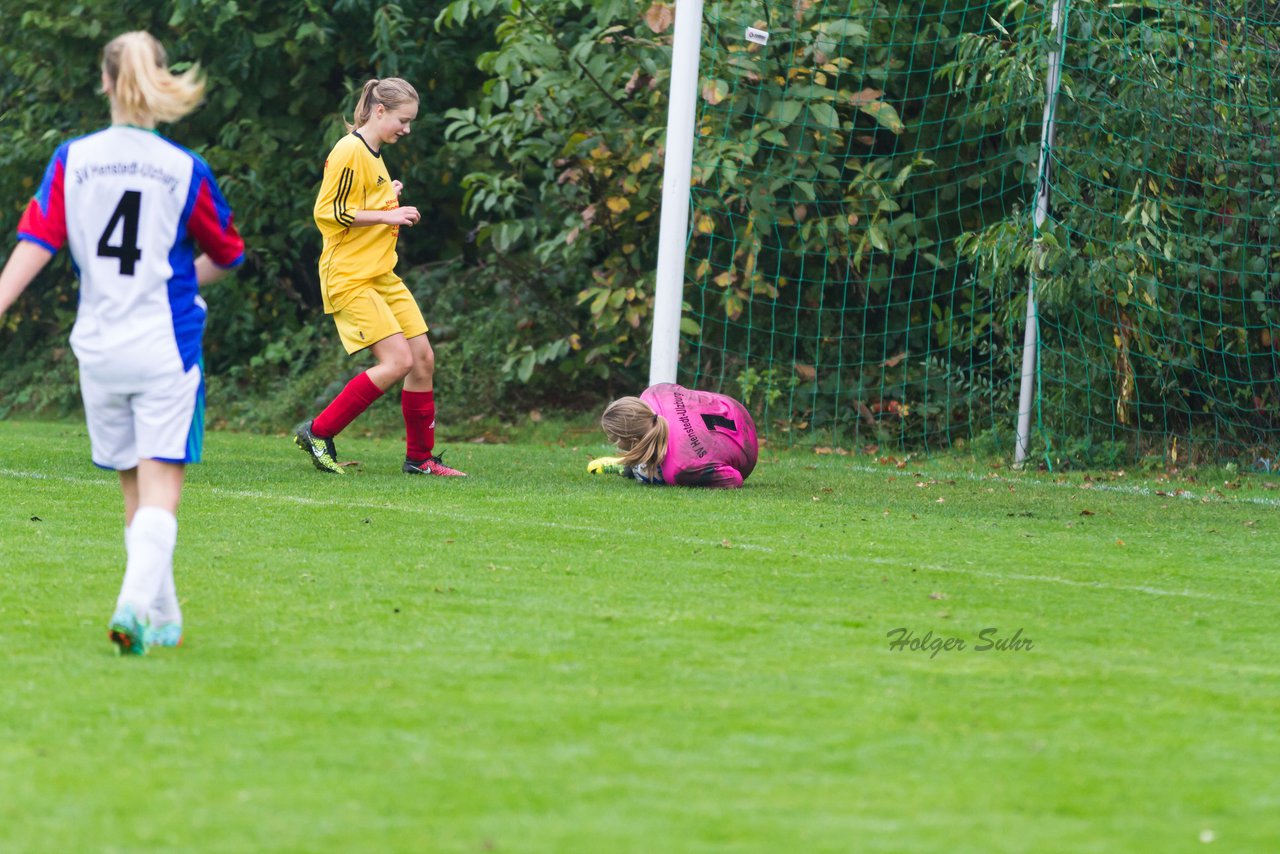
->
[144,622,184,648]
[108,605,147,656]
[587,456,627,475]
[293,420,344,474]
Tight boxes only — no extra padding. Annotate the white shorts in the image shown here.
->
[80,364,205,470]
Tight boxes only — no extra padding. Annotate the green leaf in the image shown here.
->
[813,19,869,40]
[857,99,904,134]
[868,225,889,252]
[518,350,536,383]
[807,102,840,129]
[766,100,805,125]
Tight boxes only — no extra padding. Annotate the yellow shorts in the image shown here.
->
[330,272,429,354]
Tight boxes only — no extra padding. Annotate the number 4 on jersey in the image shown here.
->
[97,190,143,275]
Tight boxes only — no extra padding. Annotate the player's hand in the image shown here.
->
[587,456,627,475]
[392,179,404,198]
[386,206,421,227]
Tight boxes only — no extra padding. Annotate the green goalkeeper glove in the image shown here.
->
[587,456,627,475]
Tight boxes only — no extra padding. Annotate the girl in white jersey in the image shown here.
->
[0,32,245,655]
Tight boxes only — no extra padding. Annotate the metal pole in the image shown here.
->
[1015,0,1069,465]
[649,0,705,387]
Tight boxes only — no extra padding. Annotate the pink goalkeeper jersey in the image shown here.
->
[17,126,244,387]
[640,383,759,488]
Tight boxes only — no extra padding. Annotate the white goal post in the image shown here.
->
[649,0,705,386]
[650,0,1065,468]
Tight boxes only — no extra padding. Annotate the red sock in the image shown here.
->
[312,372,384,438]
[402,389,435,461]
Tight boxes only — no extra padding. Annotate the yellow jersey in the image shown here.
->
[313,132,402,312]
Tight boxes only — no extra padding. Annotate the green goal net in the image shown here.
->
[1027,1,1280,466]
[678,0,1280,467]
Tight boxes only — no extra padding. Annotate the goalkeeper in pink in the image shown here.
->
[596,383,758,488]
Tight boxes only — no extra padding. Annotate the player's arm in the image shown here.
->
[350,207,419,228]
[0,241,55,318]
[185,164,244,287]
[2,148,67,317]
[628,463,662,485]
[348,173,417,227]
[194,253,234,286]
[313,147,419,230]
[674,464,744,489]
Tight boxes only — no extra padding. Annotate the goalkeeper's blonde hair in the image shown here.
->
[601,397,668,477]
[103,31,205,126]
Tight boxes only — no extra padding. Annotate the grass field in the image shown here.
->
[1,419,1278,852]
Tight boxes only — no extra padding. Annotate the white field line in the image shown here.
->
[1,469,773,552]
[3,467,1269,607]
[891,562,1270,608]
[826,461,1280,508]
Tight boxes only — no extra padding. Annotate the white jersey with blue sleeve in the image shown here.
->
[18,125,244,389]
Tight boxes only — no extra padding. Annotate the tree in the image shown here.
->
[0,0,488,416]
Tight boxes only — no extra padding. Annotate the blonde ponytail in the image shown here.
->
[601,397,669,478]
[103,31,204,125]
[345,77,420,131]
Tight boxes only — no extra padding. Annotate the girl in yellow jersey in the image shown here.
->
[294,78,465,477]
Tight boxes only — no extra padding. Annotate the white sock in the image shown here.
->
[129,520,183,626]
[117,507,178,617]
[123,521,180,624]
[150,564,182,627]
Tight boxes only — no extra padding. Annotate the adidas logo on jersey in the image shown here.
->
[376,176,386,185]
